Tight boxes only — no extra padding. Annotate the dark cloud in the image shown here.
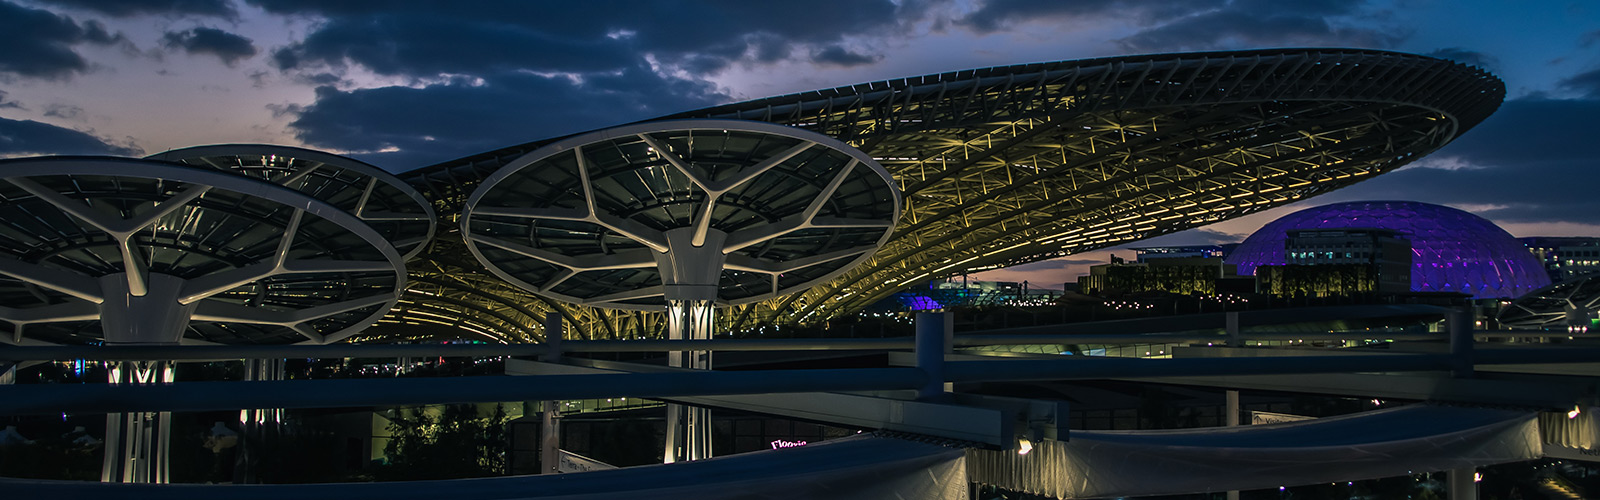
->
[988,257,1109,273]
[960,0,1224,33]
[1132,228,1246,247]
[269,15,637,75]
[1426,47,1498,71]
[0,116,142,156]
[1310,96,1600,226]
[43,103,85,121]
[298,73,341,85]
[251,1,925,170]
[161,27,257,66]
[251,1,910,78]
[1049,257,1112,267]
[35,0,235,18]
[0,1,125,80]
[0,91,22,110]
[1114,0,1402,52]
[1558,67,1600,99]
[280,65,728,171]
[247,69,270,88]
[1579,30,1600,49]
[812,45,880,67]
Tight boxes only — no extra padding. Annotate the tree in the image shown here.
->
[375,403,511,481]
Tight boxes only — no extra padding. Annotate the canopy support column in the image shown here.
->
[234,357,286,483]
[1448,467,1478,500]
[101,360,174,484]
[664,298,714,463]
[917,312,952,402]
[1450,307,1475,378]
[540,312,563,474]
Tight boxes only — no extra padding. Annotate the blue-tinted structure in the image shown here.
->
[1224,201,1549,299]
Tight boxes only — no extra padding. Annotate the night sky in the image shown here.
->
[1,0,1596,286]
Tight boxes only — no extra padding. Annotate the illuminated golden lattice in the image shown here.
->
[395,48,1503,339]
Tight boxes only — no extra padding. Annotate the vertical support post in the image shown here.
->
[0,361,14,385]
[235,357,286,484]
[101,360,174,483]
[1448,468,1478,500]
[1226,390,1240,427]
[916,312,952,402]
[1225,389,1241,500]
[1449,307,1474,378]
[663,300,714,463]
[540,312,563,474]
[1225,311,1241,347]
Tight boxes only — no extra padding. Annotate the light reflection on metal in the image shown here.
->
[102,360,174,484]
[664,299,714,463]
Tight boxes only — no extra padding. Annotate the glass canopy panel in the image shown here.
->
[742,227,887,262]
[644,129,807,185]
[552,269,663,300]
[474,149,587,210]
[149,145,437,260]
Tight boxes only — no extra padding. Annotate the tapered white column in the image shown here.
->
[663,299,714,463]
[101,360,174,483]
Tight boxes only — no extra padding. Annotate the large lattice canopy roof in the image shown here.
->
[394,47,1503,338]
[0,157,406,345]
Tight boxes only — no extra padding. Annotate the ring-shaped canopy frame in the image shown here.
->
[463,120,901,310]
[0,157,406,345]
[1498,275,1600,330]
[147,144,437,261]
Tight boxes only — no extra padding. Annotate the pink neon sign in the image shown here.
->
[769,439,808,449]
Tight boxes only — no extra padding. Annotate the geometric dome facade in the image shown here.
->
[1224,201,1551,299]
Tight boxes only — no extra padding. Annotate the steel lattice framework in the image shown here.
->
[0,157,407,345]
[1497,274,1600,330]
[392,48,1503,340]
[349,232,663,343]
[463,120,900,310]
[148,144,438,261]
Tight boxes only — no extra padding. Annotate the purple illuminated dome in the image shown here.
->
[1224,201,1550,299]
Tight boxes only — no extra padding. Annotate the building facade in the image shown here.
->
[1283,228,1412,294]
[1520,236,1600,283]
[1079,257,1241,296]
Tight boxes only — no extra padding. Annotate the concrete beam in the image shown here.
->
[0,367,926,416]
[1115,372,1590,409]
[508,359,1019,446]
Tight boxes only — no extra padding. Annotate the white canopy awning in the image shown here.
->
[968,404,1542,499]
